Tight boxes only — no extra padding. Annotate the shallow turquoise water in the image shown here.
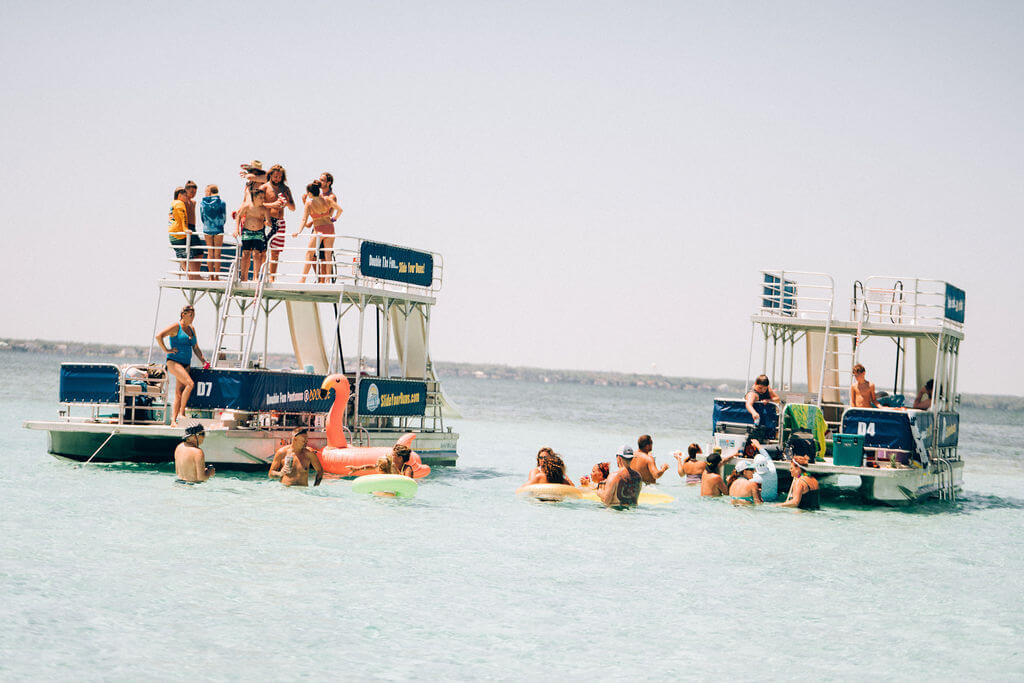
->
[2,351,1023,680]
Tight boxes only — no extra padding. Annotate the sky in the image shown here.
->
[1,1,1022,394]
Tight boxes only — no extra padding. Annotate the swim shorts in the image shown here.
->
[241,229,266,253]
[169,236,188,259]
[268,217,286,250]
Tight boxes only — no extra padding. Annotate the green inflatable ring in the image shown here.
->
[351,474,418,498]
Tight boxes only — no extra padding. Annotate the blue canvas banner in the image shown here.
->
[841,409,917,451]
[59,363,120,404]
[944,283,965,324]
[188,369,335,413]
[711,399,779,439]
[359,241,434,287]
[358,377,428,416]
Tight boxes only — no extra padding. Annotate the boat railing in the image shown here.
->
[166,234,444,295]
[858,276,962,330]
[57,363,169,426]
[758,270,836,322]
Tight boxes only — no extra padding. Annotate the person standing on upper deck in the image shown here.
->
[850,364,880,408]
[262,164,294,283]
[744,375,780,425]
[168,187,200,280]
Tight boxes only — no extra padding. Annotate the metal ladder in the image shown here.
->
[933,457,956,502]
[212,262,267,369]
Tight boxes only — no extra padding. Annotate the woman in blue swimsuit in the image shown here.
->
[155,305,208,426]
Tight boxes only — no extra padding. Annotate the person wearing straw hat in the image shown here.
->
[174,423,214,483]
[777,456,820,510]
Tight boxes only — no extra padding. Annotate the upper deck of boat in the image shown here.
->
[752,271,965,341]
[161,235,442,306]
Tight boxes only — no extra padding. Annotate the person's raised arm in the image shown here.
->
[268,447,287,478]
[745,391,760,423]
[655,462,669,479]
[674,452,685,478]
[327,196,343,220]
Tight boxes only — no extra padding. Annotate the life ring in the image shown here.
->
[351,474,418,498]
[517,484,582,502]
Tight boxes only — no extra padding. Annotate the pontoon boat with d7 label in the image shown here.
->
[24,236,460,469]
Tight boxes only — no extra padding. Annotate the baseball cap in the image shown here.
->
[734,461,754,473]
[616,445,634,459]
[182,423,205,440]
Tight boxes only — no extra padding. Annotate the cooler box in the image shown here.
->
[832,433,865,466]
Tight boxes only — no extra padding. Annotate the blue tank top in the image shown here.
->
[166,325,195,366]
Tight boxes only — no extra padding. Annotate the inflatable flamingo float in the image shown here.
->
[318,374,431,479]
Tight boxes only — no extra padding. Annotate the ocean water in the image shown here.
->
[2,351,1022,681]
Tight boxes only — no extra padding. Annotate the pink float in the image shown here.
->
[318,374,431,479]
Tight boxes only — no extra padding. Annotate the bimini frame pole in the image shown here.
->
[146,286,165,365]
[353,295,366,427]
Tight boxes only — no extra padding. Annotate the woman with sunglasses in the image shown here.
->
[155,305,208,427]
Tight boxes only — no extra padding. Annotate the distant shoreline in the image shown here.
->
[3,337,1022,410]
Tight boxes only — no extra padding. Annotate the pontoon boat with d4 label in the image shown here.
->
[711,271,965,505]
[24,236,460,469]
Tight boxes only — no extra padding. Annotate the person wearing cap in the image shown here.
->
[726,461,762,504]
[700,447,736,497]
[269,427,324,487]
[596,446,643,507]
[745,374,779,425]
[631,434,669,484]
[777,456,820,510]
[674,443,707,484]
[174,424,214,483]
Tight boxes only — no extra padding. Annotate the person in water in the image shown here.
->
[913,379,934,410]
[675,443,707,484]
[390,444,416,478]
[235,187,271,281]
[745,374,779,425]
[200,184,226,281]
[579,462,610,489]
[631,434,669,484]
[727,461,763,504]
[526,447,555,482]
[777,456,820,510]
[522,452,574,487]
[269,427,324,487]
[850,363,880,408]
[597,447,642,507]
[155,304,208,427]
[700,449,734,497]
[174,423,214,483]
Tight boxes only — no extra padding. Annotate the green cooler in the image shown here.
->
[832,433,865,466]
